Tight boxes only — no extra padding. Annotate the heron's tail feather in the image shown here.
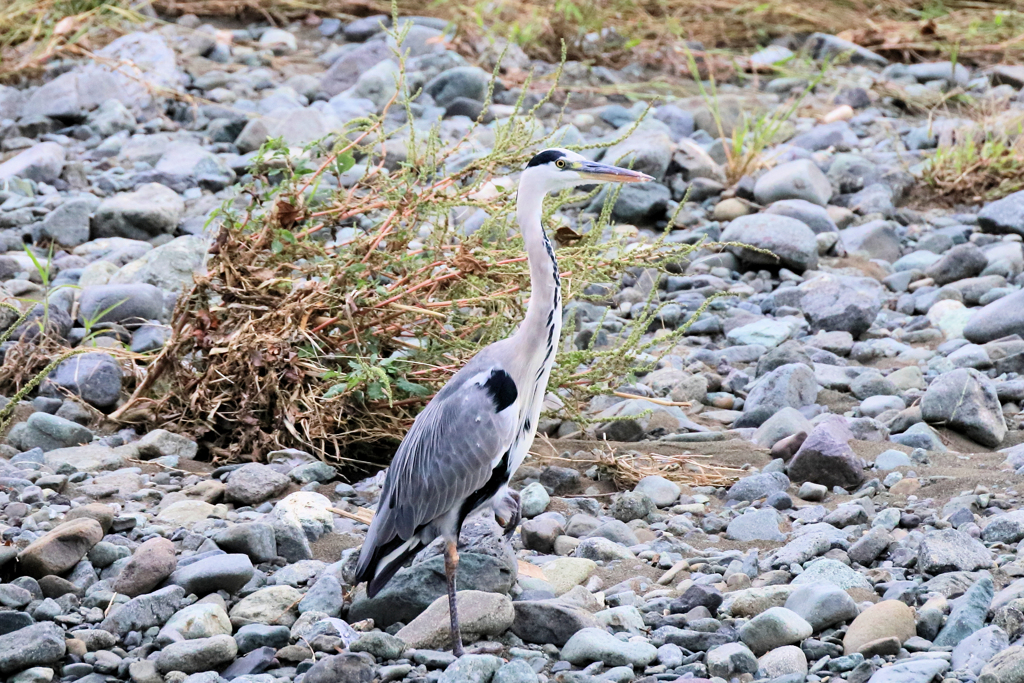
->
[355,534,422,598]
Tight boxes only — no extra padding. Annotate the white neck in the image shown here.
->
[515,173,562,360]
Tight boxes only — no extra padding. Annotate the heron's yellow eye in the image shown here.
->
[555,159,565,168]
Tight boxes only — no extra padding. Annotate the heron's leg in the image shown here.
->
[444,540,464,657]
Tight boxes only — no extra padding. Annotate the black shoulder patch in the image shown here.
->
[482,369,518,412]
[527,149,566,168]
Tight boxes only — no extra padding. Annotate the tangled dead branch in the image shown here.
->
[104,43,735,470]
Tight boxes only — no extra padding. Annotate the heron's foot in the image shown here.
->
[494,489,521,540]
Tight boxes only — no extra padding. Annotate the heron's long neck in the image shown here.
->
[515,179,561,372]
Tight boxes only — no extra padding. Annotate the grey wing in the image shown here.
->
[361,365,519,557]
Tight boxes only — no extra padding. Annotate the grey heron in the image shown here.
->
[354,148,653,656]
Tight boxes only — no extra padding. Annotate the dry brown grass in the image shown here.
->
[6,0,1024,81]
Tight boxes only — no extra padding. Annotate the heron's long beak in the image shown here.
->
[575,160,654,184]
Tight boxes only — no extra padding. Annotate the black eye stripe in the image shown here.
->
[527,149,566,168]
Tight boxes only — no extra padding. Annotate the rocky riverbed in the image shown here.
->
[1,9,1024,683]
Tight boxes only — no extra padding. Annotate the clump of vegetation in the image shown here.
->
[108,42,718,468]
[923,122,1024,202]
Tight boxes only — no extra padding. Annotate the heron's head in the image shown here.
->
[522,148,653,193]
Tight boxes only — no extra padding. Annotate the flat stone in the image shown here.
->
[560,627,658,667]
[396,591,513,650]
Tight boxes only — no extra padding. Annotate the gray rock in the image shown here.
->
[424,66,490,107]
[765,199,838,234]
[156,634,237,674]
[212,524,277,563]
[348,551,515,628]
[320,42,392,96]
[979,190,1024,237]
[38,198,96,248]
[784,583,859,631]
[234,624,290,654]
[604,126,674,181]
[634,475,680,507]
[867,659,948,683]
[875,450,911,470]
[8,412,93,453]
[610,491,654,522]
[0,143,65,184]
[926,243,988,285]
[840,220,901,263]
[722,214,819,272]
[0,622,66,675]
[168,554,254,597]
[744,363,818,416]
[226,464,290,506]
[298,575,343,616]
[145,144,235,192]
[752,408,813,449]
[964,289,1024,344]
[302,653,375,683]
[560,627,658,667]
[349,630,406,660]
[519,482,549,518]
[493,659,539,683]
[847,527,892,566]
[590,182,672,226]
[787,416,865,489]
[979,644,1024,683]
[86,99,135,137]
[918,529,993,575]
[792,558,872,590]
[799,274,884,338]
[952,626,1007,675]
[351,60,401,111]
[727,472,791,502]
[935,574,994,647]
[707,643,758,679]
[108,234,207,292]
[99,585,186,635]
[511,600,599,647]
[921,368,1006,447]
[739,607,813,655]
[91,183,185,240]
[111,537,176,597]
[754,159,832,206]
[727,508,786,542]
[790,121,858,151]
[438,654,503,683]
[805,33,888,67]
[79,284,164,325]
[49,353,122,411]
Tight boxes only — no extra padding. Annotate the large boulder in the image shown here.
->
[721,214,818,273]
[921,368,1006,447]
[91,183,185,241]
[0,143,65,184]
[964,289,1024,344]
